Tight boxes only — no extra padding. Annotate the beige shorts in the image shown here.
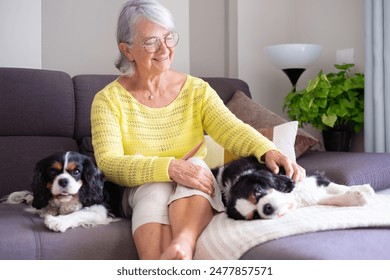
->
[121,157,225,233]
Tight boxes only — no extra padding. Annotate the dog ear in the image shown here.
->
[271,174,295,193]
[253,170,295,193]
[31,162,52,209]
[78,157,105,206]
[226,199,247,220]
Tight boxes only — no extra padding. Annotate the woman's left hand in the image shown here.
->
[263,150,306,182]
[168,159,215,196]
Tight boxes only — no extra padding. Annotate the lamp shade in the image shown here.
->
[264,44,322,70]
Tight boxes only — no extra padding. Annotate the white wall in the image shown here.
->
[0,0,365,150]
[189,0,226,77]
[41,0,124,76]
[187,0,364,150]
[237,0,296,114]
[0,0,41,68]
[0,0,189,75]
[235,0,365,117]
[41,0,189,76]
[189,0,364,117]
[0,0,365,107]
[289,0,365,149]
[164,0,190,74]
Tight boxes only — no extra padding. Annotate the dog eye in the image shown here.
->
[70,169,81,176]
[49,168,59,176]
[253,187,265,201]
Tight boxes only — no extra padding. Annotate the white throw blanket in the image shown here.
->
[194,194,390,260]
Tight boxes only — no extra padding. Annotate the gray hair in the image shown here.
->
[115,0,176,75]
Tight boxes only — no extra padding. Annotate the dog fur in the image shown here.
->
[212,156,374,220]
[4,151,118,232]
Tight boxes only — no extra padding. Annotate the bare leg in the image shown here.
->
[133,223,172,260]
[127,182,174,260]
[161,195,213,260]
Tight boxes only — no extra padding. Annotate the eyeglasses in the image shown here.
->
[142,32,179,53]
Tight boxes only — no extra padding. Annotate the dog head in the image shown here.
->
[227,170,296,220]
[31,151,105,209]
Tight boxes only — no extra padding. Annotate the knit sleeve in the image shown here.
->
[201,83,278,161]
[91,88,174,187]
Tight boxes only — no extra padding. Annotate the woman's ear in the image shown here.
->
[119,42,134,61]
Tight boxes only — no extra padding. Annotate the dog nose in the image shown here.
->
[58,178,69,188]
[263,203,274,216]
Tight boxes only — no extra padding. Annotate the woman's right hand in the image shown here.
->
[168,159,215,196]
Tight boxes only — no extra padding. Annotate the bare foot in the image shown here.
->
[160,238,192,260]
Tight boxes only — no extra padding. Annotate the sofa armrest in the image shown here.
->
[297,151,390,192]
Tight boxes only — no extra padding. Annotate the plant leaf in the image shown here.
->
[322,114,337,127]
[315,98,327,108]
[283,63,364,132]
[335,63,355,71]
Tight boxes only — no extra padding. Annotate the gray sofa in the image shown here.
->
[1,67,390,260]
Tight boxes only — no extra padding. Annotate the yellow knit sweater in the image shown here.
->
[91,75,277,187]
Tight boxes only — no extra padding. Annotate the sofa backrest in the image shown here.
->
[72,74,118,141]
[202,77,251,103]
[0,68,75,137]
[0,68,79,196]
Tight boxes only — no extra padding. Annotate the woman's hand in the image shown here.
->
[263,150,306,182]
[168,159,215,196]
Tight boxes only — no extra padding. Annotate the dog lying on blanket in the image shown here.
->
[212,156,374,220]
[2,152,117,232]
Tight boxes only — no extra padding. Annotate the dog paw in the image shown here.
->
[46,208,59,216]
[343,190,369,206]
[44,215,69,232]
[351,184,375,196]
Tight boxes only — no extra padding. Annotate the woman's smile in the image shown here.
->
[153,56,169,62]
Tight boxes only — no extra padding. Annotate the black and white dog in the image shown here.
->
[5,151,117,232]
[212,156,374,220]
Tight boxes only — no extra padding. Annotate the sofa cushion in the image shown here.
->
[203,136,225,168]
[0,137,78,197]
[0,204,40,259]
[203,121,298,168]
[226,91,319,158]
[223,122,299,163]
[297,151,390,191]
[0,68,75,137]
[73,75,118,141]
[256,122,298,162]
[202,77,251,103]
[241,228,390,260]
[0,203,137,260]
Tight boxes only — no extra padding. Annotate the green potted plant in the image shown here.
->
[283,64,364,151]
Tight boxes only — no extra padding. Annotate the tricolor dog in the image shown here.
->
[3,152,116,232]
[212,156,374,220]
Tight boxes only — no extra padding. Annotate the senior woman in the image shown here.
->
[91,0,305,260]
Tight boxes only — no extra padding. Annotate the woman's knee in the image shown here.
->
[130,182,173,207]
[128,182,174,233]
